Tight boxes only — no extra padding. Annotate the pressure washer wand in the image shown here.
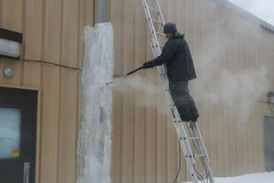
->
[105,66,145,86]
[126,66,144,76]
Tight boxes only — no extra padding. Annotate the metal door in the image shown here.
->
[0,87,37,183]
[264,116,274,172]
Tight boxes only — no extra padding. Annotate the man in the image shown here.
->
[143,22,199,122]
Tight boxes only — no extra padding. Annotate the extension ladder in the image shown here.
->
[140,0,215,182]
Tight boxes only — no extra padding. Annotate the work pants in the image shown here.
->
[169,81,199,122]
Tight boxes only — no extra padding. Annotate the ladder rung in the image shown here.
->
[152,44,161,48]
[148,18,164,25]
[180,136,199,141]
[153,31,166,37]
[169,104,175,108]
[141,0,215,181]
[147,6,159,12]
[194,153,206,158]
[196,170,207,176]
[187,137,200,140]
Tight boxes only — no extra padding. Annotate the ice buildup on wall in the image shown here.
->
[77,23,113,183]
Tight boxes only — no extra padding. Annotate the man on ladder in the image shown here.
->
[143,22,199,123]
[140,1,215,181]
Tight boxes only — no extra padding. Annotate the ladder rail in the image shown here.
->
[142,0,197,164]
[142,0,181,121]
[155,0,165,27]
[191,123,215,183]
[141,0,161,55]
[142,0,204,182]
[192,123,210,162]
[141,0,215,182]
[142,0,199,177]
[142,0,197,160]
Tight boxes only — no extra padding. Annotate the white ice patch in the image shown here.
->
[184,171,274,183]
[77,23,113,183]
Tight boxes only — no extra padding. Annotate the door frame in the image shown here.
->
[264,115,274,172]
[0,84,41,183]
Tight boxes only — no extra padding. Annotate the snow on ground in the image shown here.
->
[184,172,274,183]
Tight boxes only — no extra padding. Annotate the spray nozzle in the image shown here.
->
[104,66,145,86]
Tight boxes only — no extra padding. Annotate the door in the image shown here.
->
[264,116,274,172]
[0,87,37,183]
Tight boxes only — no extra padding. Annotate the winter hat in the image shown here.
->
[163,22,177,34]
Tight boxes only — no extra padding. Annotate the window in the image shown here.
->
[0,108,21,159]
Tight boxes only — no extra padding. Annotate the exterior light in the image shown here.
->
[3,67,13,78]
[0,28,22,58]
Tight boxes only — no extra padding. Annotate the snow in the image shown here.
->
[184,172,274,183]
[227,0,274,26]
[77,23,113,183]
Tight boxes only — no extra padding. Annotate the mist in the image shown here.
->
[113,75,170,114]
[111,1,271,123]
[189,3,271,122]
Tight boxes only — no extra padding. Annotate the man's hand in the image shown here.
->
[143,61,155,69]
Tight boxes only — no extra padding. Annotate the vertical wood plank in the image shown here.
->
[134,90,146,183]
[84,0,94,25]
[40,65,60,183]
[132,2,146,183]
[61,0,79,67]
[111,0,123,75]
[24,0,43,60]
[156,99,167,183]
[166,117,178,183]
[43,0,62,63]
[111,89,123,183]
[210,104,218,175]
[22,61,42,88]
[1,0,23,31]
[133,0,146,69]
[57,69,78,183]
[145,100,157,183]
[121,89,134,183]
[121,0,134,74]
[0,0,3,26]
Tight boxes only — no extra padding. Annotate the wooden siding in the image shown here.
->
[0,0,95,183]
[110,0,274,182]
[1,0,274,183]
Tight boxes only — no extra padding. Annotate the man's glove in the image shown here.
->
[143,61,155,69]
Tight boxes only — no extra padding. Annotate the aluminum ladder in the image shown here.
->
[140,0,215,182]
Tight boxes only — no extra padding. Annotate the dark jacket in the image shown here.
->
[150,33,197,81]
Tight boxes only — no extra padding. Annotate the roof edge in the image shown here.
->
[212,0,274,34]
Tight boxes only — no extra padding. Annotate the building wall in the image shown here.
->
[0,0,96,183]
[1,0,274,183]
[110,0,274,182]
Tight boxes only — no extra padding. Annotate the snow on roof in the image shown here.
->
[213,0,274,34]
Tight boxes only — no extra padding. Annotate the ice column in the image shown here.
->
[77,23,113,183]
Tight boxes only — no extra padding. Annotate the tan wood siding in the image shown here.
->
[1,0,274,183]
[110,0,274,182]
[0,0,95,68]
